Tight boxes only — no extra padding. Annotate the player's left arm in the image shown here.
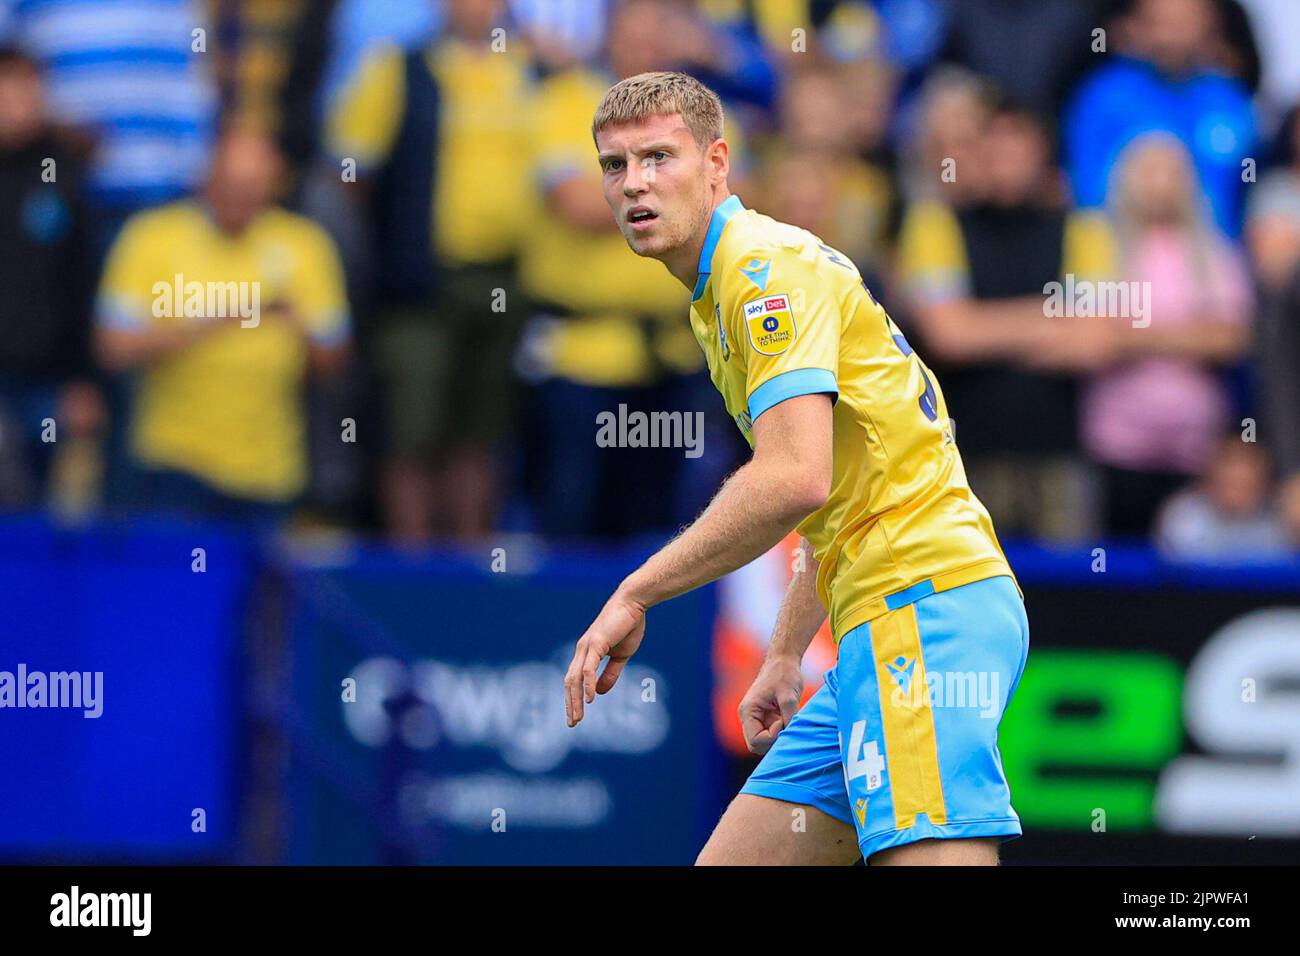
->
[564,392,832,726]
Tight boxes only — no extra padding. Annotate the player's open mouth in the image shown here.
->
[627,206,658,230]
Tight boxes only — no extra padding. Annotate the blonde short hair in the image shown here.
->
[592,71,724,149]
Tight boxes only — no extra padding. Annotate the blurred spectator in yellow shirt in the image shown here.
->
[759,63,897,290]
[95,128,350,526]
[515,0,749,537]
[326,0,534,544]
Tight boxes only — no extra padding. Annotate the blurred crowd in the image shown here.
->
[2,0,1300,561]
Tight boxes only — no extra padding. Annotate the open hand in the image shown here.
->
[564,591,646,727]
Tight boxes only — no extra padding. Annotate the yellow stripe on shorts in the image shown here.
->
[873,603,947,828]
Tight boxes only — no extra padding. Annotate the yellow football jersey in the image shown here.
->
[97,201,350,501]
[325,40,534,266]
[688,195,1014,639]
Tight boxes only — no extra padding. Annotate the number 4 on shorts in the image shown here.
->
[843,719,885,792]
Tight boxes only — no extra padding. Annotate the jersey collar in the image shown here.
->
[692,194,744,301]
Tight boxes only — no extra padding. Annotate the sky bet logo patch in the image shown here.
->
[744,294,795,356]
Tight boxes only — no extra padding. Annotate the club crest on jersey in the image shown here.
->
[715,303,730,360]
[743,293,795,356]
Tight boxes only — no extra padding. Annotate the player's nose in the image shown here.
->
[622,160,650,194]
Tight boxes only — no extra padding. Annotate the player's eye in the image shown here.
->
[651,151,668,162]
[603,158,624,173]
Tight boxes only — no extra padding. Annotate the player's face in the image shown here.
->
[596,113,717,262]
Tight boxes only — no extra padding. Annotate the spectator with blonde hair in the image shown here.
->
[1083,133,1253,536]
[899,66,994,208]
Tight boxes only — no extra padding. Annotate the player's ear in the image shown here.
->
[707,136,730,184]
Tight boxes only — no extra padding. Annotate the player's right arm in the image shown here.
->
[740,537,825,754]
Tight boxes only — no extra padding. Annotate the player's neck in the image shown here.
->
[664,186,733,292]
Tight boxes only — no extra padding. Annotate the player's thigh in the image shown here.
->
[834,575,1029,860]
[869,837,1000,866]
[696,794,861,866]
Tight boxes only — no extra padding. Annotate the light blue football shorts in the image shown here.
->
[739,573,1030,860]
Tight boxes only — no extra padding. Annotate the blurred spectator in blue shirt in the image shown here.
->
[1064,0,1256,235]
[873,0,947,75]
[660,0,778,121]
[0,0,218,258]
